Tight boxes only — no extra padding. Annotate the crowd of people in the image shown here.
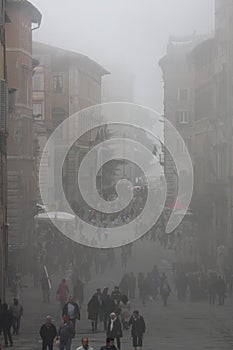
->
[40,281,146,350]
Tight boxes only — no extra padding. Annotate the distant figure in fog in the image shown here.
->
[10,298,23,335]
[41,272,50,303]
[111,287,122,314]
[87,294,100,333]
[128,310,145,350]
[57,279,69,309]
[101,287,114,331]
[216,276,226,306]
[73,278,84,308]
[160,276,171,307]
[119,295,130,330]
[40,315,57,350]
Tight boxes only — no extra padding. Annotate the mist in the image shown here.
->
[32,0,214,111]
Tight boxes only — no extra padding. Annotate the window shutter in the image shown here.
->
[0,79,7,132]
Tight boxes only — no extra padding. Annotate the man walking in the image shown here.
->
[128,310,145,350]
[40,315,57,350]
[10,298,23,335]
[63,296,80,332]
[57,315,75,350]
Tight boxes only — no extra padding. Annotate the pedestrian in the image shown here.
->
[76,336,94,350]
[0,303,13,347]
[87,294,100,333]
[216,276,226,306]
[208,272,217,305]
[160,276,171,307]
[128,310,145,350]
[41,272,51,303]
[119,295,130,330]
[57,279,69,310]
[40,315,57,350]
[102,287,114,331]
[63,296,80,332]
[10,298,23,335]
[73,278,84,308]
[99,337,118,350]
[57,314,75,350]
[111,287,121,314]
[106,312,122,350]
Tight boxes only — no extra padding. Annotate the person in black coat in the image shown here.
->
[128,310,145,350]
[1,303,13,347]
[87,294,100,332]
[102,288,114,331]
[40,315,57,350]
[106,313,123,350]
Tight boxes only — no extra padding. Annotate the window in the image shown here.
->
[178,110,189,124]
[53,75,64,94]
[33,74,43,91]
[33,103,42,119]
[178,88,190,101]
[21,65,30,106]
[176,139,190,154]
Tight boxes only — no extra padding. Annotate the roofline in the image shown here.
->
[33,41,110,76]
[6,0,42,26]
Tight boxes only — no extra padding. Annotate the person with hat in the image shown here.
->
[106,312,122,350]
[128,310,145,350]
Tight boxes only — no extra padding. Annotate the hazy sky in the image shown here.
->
[32,0,214,112]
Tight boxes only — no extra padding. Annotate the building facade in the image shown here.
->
[0,0,8,300]
[32,42,108,212]
[5,0,41,271]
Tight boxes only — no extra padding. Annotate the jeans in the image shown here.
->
[132,334,143,347]
[13,316,21,334]
[3,327,13,346]
[60,338,72,350]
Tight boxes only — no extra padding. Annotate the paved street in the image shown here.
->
[2,268,233,350]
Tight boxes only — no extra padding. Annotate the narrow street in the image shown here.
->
[2,269,233,350]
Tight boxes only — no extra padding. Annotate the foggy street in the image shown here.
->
[1,0,233,349]
[2,268,233,350]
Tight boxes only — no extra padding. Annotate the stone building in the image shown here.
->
[32,42,109,212]
[5,0,41,271]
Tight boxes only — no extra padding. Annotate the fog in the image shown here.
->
[32,0,214,111]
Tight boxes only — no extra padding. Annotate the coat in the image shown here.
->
[63,302,80,320]
[88,295,100,320]
[128,315,145,336]
[40,323,57,343]
[107,318,123,339]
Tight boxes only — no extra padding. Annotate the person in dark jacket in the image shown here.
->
[102,288,114,331]
[57,315,75,350]
[99,337,118,350]
[216,276,226,306]
[87,294,100,332]
[40,315,57,350]
[128,310,145,350]
[63,296,80,332]
[106,312,122,350]
[1,303,13,347]
[111,287,121,315]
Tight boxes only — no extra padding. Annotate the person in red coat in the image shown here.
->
[57,279,69,309]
